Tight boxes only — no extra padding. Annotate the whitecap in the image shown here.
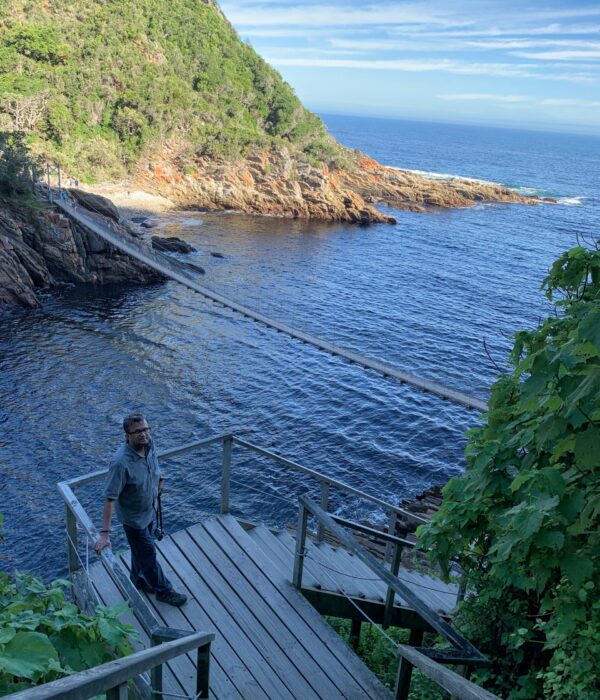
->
[557,196,584,206]
[392,166,496,186]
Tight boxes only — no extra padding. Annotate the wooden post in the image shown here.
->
[293,504,308,589]
[220,436,233,515]
[349,619,362,650]
[384,510,398,563]
[106,682,128,700]
[66,506,80,575]
[316,481,329,543]
[383,543,402,629]
[196,641,211,699]
[395,628,423,700]
[57,162,62,195]
[150,632,163,700]
[46,163,52,202]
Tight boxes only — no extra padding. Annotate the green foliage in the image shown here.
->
[0,0,340,180]
[0,571,138,695]
[327,618,444,699]
[0,131,39,197]
[418,244,600,699]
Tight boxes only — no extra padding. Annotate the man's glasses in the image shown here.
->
[128,426,151,435]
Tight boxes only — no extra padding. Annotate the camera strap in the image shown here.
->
[156,493,164,536]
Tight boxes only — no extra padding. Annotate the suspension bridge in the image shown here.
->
[54,197,487,412]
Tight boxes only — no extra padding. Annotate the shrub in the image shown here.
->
[418,244,600,699]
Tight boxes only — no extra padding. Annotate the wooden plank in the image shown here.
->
[119,551,244,700]
[151,543,280,699]
[211,516,391,699]
[277,530,386,603]
[183,523,326,700]
[89,563,184,697]
[200,519,360,699]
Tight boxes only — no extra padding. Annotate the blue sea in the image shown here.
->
[1,115,598,577]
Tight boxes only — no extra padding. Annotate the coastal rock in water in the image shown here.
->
[210,251,224,258]
[70,189,121,223]
[0,198,164,309]
[151,236,196,253]
[131,144,546,224]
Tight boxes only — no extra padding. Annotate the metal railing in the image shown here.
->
[294,496,498,700]
[57,431,480,700]
[3,631,213,700]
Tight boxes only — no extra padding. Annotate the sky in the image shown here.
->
[219,0,600,134]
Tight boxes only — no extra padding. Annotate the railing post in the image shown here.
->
[383,543,403,629]
[316,481,329,543]
[349,619,362,650]
[456,574,467,606]
[66,505,80,575]
[150,633,164,700]
[395,629,423,700]
[106,682,128,700]
[384,510,398,563]
[220,436,233,515]
[196,641,211,699]
[293,503,308,589]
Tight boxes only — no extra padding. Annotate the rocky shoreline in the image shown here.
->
[0,149,552,310]
[0,193,163,309]
[130,145,549,224]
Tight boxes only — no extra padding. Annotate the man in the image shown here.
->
[94,413,187,607]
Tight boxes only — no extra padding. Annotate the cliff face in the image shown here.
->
[132,145,543,223]
[0,196,163,309]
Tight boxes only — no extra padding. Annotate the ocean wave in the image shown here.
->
[395,167,496,186]
[557,196,584,206]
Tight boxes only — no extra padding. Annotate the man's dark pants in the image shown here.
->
[123,522,172,595]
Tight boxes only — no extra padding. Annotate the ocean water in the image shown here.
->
[1,115,598,577]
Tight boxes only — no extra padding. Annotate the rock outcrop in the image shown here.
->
[151,236,196,253]
[133,144,547,223]
[0,195,163,309]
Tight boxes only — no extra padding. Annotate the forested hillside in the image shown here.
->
[0,0,340,181]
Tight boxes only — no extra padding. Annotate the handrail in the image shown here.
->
[3,631,214,700]
[232,436,427,525]
[56,198,487,412]
[396,645,501,700]
[294,495,491,700]
[296,495,484,659]
[57,480,159,635]
[61,432,426,529]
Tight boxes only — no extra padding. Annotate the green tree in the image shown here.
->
[418,244,600,699]
[0,131,37,196]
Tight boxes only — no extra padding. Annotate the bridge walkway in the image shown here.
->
[55,198,486,412]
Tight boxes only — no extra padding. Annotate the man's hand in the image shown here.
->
[94,532,111,555]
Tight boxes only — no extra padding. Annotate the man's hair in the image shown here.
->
[123,413,147,434]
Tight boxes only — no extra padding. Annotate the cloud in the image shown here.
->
[438,93,529,103]
[266,56,597,82]
[541,98,600,107]
[221,2,470,28]
[511,49,600,60]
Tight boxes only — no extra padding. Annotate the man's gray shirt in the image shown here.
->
[103,440,161,529]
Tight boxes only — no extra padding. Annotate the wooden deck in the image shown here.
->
[88,515,393,699]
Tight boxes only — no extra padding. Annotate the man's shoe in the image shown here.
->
[156,590,187,607]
